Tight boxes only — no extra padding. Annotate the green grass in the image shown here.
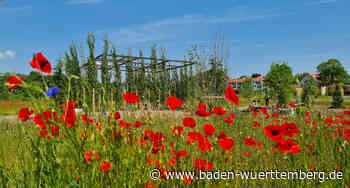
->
[0,105,349,187]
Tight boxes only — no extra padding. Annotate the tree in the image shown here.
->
[53,58,67,105]
[251,73,261,78]
[265,62,294,106]
[331,84,344,108]
[294,73,304,85]
[317,58,349,107]
[301,79,319,108]
[317,58,349,87]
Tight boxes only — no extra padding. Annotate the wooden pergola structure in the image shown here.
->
[81,54,197,73]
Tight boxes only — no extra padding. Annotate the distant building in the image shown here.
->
[227,76,266,90]
[296,72,349,96]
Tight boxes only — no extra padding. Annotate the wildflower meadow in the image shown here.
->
[0,51,349,188]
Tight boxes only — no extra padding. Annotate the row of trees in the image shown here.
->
[264,59,349,108]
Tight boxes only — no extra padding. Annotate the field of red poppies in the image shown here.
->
[1,53,349,187]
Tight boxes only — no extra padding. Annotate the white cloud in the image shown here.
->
[0,50,16,60]
[105,10,279,45]
[65,0,104,5]
[0,5,32,12]
[306,0,337,6]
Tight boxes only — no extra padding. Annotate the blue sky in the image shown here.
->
[0,0,349,77]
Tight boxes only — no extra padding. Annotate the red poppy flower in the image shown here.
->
[305,111,310,117]
[80,131,90,138]
[145,182,155,188]
[39,129,48,138]
[33,113,46,129]
[282,122,299,137]
[132,121,143,128]
[310,164,315,170]
[62,99,77,111]
[166,96,183,111]
[122,92,140,104]
[183,117,196,128]
[29,52,52,74]
[308,145,313,151]
[144,129,154,140]
[173,149,187,157]
[342,120,350,126]
[218,130,227,139]
[324,117,333,125]
[252,111,259,117]
[218,138,234,151]
[264,125,284,141]
[81,114,95,126]
[100,161,111,172]
[197,135,212,153]
[7,75,24,90]
[64,108,77,128]
[224,115,235,124]
[212,106,226,115]
[114,112,121,120]
[260,107,268,115]
[289,103,296,108]
[225,85,239,106]
[275,139,301,154]
[171,126,183,137]
[342,129,350,141]
[146,157,153,165]
[95,122,104,131]
[119,120,130,129]
[335,114,344,119]
[50,125,59,137]
[272,113,280,118]
[194,158,213,171]
[17,108,34,122]
[195,103,211,117]
[252,121,260,127]
[187,131,200,144]
[151,143,165,155]
[244,151,251,157]
[244,138,257,146]
[84,151,100,162]
[203,124,215,137]
[151,132,166,145]
[344,110,350,115]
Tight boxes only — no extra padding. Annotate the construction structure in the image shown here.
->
[81,54,197,73]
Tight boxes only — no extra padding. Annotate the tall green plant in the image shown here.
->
[86,33,98,107]
[111,46,122,107]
